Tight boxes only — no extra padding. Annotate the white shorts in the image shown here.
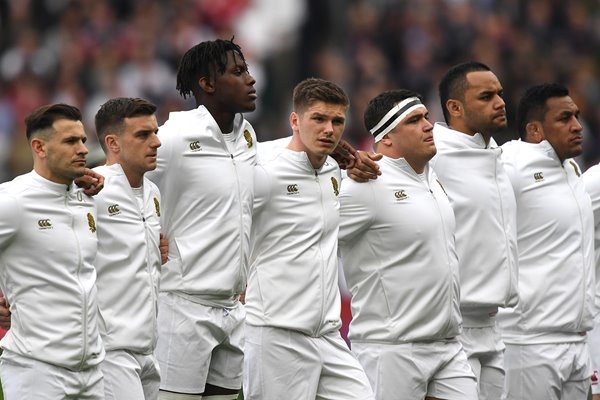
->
[243,324,374,400]
[458,323,505,400]
[156,292,244,394]
[102,350,160,400]
[503,341,591,400]
[352,339,477,400]
[590,314,600,394]
[0,350,104,399]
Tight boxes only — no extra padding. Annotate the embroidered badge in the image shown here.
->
[87,213,97,233]
[154,197,161,217]
[243,129,253,148]
[331,177,339,196]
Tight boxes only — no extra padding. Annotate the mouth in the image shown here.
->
[424,136,434,143]
[571,136,583,145]
[73,159,86,166]
[248,90,257,100]
[318,138,336,147]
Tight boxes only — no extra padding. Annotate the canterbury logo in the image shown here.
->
[243,129,253,148]
[87,213,97,233]
[534,172,544,181]
[569,160,581,177]
[394,190,407,200]
[331,177,339,196]
[107,204,120,215]
[154,197,161,217]
[189,141,202,151]
[287,184,299,194]
[37,219,52,229]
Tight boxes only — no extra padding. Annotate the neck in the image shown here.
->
[448,121,492,145]
[287,136,327,169]
[203,103,236,133]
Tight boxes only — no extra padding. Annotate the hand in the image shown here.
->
[74,169,105,196]
[0,293,11,330]
[159,233,169,265]
[331,140,357,170]
[347,151,382,182]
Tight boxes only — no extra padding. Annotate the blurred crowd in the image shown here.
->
[1,0,600,182]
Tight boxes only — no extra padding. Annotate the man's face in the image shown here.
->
[461,70,507,135]
[539,96,583,161]
[116,114,161,181]
[213,50,257,114]
[291,101,347,166]
[385,106,436,164]
[42,119,89,184]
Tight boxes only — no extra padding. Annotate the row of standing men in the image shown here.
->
[0,38,598,400]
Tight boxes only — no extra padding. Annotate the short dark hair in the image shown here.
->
[363,89,423,132]
[292,78,349,113]
[176,38,246,100]
[25,103,82,141]
[438,61,491,123]
[517,83,569,140]
[95,97,157,151]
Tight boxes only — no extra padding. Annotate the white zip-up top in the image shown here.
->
[431,123,519,324]
[498,140,595,344]
[339,157,462,343]
[147,106,257,307]
[0,171,104,370]
[93,164,161,353]
[583,163,600,313]
[247,149,342,336]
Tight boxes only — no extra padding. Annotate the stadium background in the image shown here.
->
[0,0,600,397]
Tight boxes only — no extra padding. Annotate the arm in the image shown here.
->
[74,168,105,196]
[0,292,10,330]
[159,233,168,265]
[338,179,376,246]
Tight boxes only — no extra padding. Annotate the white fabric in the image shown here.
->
[583,163,600,313]
[589,314,600,394]
[156,292,244,394]
[243,325,374,400]
[338,156,461,343]
[0,350,104,399]
[458,323,506,400]
[247,149,342,336]
[93,164,162,353]
[498,140,595,344]
[0,171,103,370]
[431,123,519,319]
[147,105,257,307]
[503,341,591,399]
[352,339,476,400]
[102,350,160,400]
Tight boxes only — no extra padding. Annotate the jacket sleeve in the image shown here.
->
[0,192,20,250]
[253,165,271,215]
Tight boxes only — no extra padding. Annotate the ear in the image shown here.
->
[198,76,215,94]
[446,99,462,118]
[105,134,120,153]
[290,112,299,132]
[31,138,46,158]
[525,121,544,143]
[379,135,393,148]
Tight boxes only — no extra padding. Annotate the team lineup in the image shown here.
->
[0,38,597,400]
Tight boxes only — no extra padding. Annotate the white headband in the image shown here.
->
[370,97,426,143]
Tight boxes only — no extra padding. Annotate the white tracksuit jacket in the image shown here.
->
[247,149,342,336]
[583,163,600,313]
[0,171,104,370]
[499,140,595,344]
[339,157,462,343]
[93,164,161,353]
[147,106,257,307]
[431,123,519,324]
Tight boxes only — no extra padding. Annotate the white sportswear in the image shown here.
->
[431,123,519,321]
[0,171,104,370]
[498,140,594,344]
[147,106,257,307]
[339,156,462,343]
[93,163,162,353]
[247,149,342,336]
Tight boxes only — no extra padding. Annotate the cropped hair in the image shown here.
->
[95,97,157,151]
[438,61,491,123]
[292,78,349,113]
[25,103,82,141]
[176,38,246,100]
[517,83,569,140]
[363,89,423,132]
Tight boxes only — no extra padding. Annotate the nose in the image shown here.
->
[246,71,256,86]
[572,117,583,133]
[78,141,89,155]
[424,119,434,131]
[151,133,161,148]
[494,95,506,109]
